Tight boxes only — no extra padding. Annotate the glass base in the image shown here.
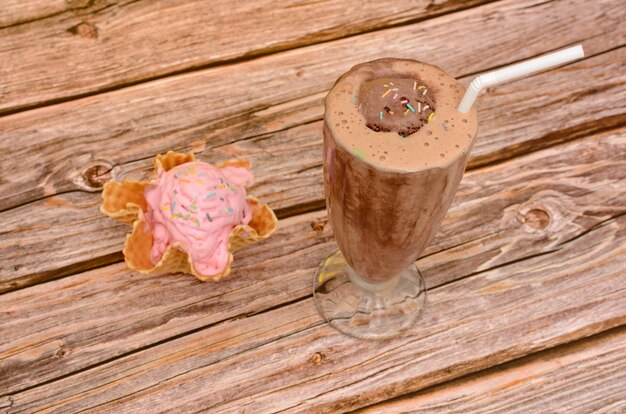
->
[313,250,427,340]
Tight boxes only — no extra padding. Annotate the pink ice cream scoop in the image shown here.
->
[144,161,255,276]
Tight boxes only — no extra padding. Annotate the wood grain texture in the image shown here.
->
[1,46,624,293]
[3,208,625,413]
[1,128,624,396]
[0,0,493,114]
[1,0,623,410]
[358,327,626,413]
[0,0,66,27]
[1,0,623,212]
[97,215,626,414]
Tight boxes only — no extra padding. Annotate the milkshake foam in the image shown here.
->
[325,58,477,171]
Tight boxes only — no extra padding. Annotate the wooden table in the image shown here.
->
[1,0,625,412]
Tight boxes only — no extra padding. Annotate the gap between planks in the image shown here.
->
[354,323,626,413]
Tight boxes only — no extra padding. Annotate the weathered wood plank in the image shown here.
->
[0,0,493,114]
[98,217,626,414]
[1,0,623,211]
[1,128,624,396]
[1,46,624,292]
[0,0,66,27]
[358,327,626,414]
[4,207,625,413]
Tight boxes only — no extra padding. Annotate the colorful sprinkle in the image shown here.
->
[389,111,395,115]
[383,84,389,87]
[401,99,408,104]
[179,179,190,183]
[352,95,357,103]
[404,109,410,116]
[353,148,366,159]
[205,192,216,199]
[441,122,448,131]
[220,197,224,201]
[423,105,430,111]
[392,88,398,91]
[389,82,394,86]
[172,201,177,211]
[227,207,234,213]
[422,89,428,96]
[205,213,213,222]
[392,93,398,100]
[184,214,190,220]
[196,181,204,185]
[428,112,435,121]
[381,89,392,98]
[406,103,416,112]
[379,111,383,120]
[189,204,197,210]
[417,102,421,112]
[413,81,417,90]
[418,85,426,90]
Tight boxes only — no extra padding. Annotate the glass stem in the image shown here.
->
[346,265,400,293]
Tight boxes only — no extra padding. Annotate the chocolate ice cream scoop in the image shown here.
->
[358,77,436,137]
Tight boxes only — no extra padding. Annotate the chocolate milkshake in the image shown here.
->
[315,48,583,339]
[323,58,478,282]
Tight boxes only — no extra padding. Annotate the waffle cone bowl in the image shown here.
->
[101,151,278,282]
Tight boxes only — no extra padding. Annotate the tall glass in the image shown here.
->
[313,58,478,340]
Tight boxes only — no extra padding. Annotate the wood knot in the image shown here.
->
[296,70,305,78]
[524,208,550,230]
[55,347,67,358]
[68,22,98,39]
[84,164,112,188]
[309,352,325,365]
[310,219,327,233]
[73,160,114,192]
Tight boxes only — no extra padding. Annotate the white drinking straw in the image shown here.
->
[458,45,585,113]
